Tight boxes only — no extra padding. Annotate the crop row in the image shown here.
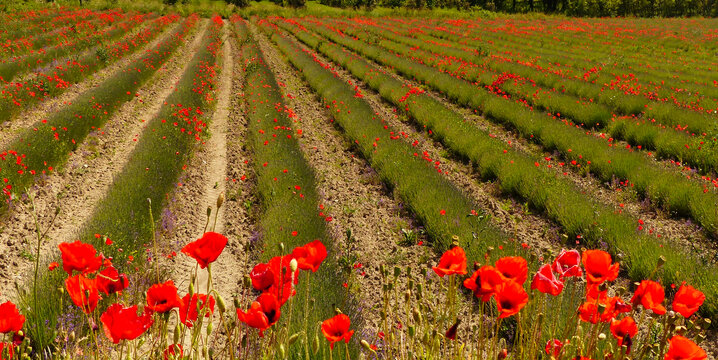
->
[293,18,718,242]
[232,16,357,357]
[0,9,129,59]
[21,16,219,351]
[270,17,718,321]
[330,18,718,176]
[0,13,181,125]
[0,15,199,216]
[0,11,149,82]
[0,8,102,44]
[388,18,718,109]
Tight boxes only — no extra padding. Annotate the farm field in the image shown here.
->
[0,5,716,360]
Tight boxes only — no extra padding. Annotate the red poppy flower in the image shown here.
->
[58,241,103,275]
[610,317,637,350]
[531,264,564,296]
[672,283,705,318]
[495,281,528,318]
[579,290,631,324]
[65,274,101,314]
[291,240,327,272]
[100,304,154,344]
[581,250,619,285]
[48,262,59,271]
[321,314,354,349]
[432,246,467,277]
[163,344,183,360]
[0,302,25,334]
[96,266,129,295]
[664,335,707,360]
[495,256,528,285]
[631,280,666,315]
[463,265,506,302]
[179,294,215,327]
[552,249,583,278]
[545,339,564,357]
[236,293,281,337]
[181,232,228,269]
[146,280,183,313]
[444,319,460,340]
[250,263,275,292]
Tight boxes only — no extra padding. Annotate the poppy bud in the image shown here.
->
[420,267,427,277]
[408,326,415,337]
[404,290,411,302]
[312,334,320,354]
[598,282,608,292]
[497,348,508,360]
[234,295,241,309]
[207,206,212,218]
[217,294,227,314]
[189,281,195,297]
[202,346,208,359]
[422,332,429,345]
[174,323,181,344]
[408,279,414,291]
[394,266,401,278]
[206,321,213,335]
[416,284,423,300]
[288,333,300,345]
[380,264,387,277]
[657,255,666,267]
[279,344,286,358]
[290,259,298,272]
[243,275,251,289]
[432,335,440,350]
[598,302,607,315]
[412,307,422,325]
[406,266,412,277]
[69,331,75,343]
[598,333,606,340]
[217,192,225,209]
[241,334,247,348]
[674,325,687,335]
[617,286,627,296]
[278,242,285,253]
[361,340,375,353]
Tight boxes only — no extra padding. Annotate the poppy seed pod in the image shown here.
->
[174,323,181,344]
[290,259,298,272]
[394,266,401,278]
[207,206,212,218]
[598,333,606,340]
[703,318,711,329]
[408,326,415,338]
[696,333,707,344]
[216,192,225,209]
[233,296,241,309]
[404,290,411,302]
[657,255,666,267]
[243,275,251,289]
[413,307,422,325]
[288,333,300,345]
[451,235,459,247]
[406,266,412,277]
[420,267,427,277]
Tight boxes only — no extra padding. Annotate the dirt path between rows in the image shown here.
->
[252,23,433,340]
[0,20,181,151]
[165,22,246,303]
[0,20,210,303]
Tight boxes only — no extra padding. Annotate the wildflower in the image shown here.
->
[664,335,707,360]
[610,317,637,351]
[163,344,183,360]
[48,262,59,271]
[582,250,619,285]
[236,293,281,337]
[95,266,129,295]
[545,339,564,357]
[552,249,583,278]
[531,264,564,296]
[463,265,506,301]
[181,232,228,269]
[672,283,705,318]
[495,281,528,318]
[179,294,215,327]
[65,274,101,314]
[444,319,460,340]
[100,304,154,344]
[631,280,666,315]
[432,246,467,277]
[58,241,103,275]
[250,263,275,292]
[146,281,183,313]
[0,302,25,334]
[495,256,528,284]
[321,314,354,349]
[291,240,327,272]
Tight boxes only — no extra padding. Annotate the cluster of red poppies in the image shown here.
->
[431,245,707,359]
